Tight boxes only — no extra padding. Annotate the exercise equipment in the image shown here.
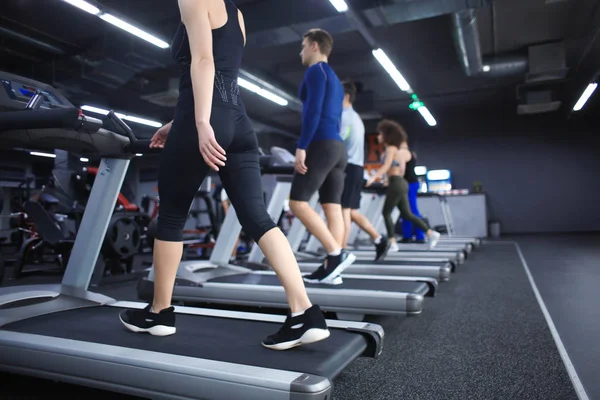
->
[139,158,438,320]
[103,212,142,259]
[247,175,455,281]
[252,150,459,280]
[267,148,469,265]
[0,73,383,399]
[145,180,222,260]
[58,165,150,284]
[354,186,480,250]
[0,247,4,284]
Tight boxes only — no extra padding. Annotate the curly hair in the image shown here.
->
[377,119,407,147]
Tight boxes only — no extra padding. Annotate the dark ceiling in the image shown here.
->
[1,0,599,139]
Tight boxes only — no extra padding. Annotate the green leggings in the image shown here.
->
[383,176,429,239]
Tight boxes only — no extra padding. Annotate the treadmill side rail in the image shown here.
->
[344,323,385,359]
[0,331,332,400]
[0,285,113,328]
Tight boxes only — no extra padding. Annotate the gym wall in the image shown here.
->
[365,112,600,235]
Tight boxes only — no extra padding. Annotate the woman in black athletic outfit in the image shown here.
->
[401,151,427,243]
[366,119,441,250]
[119,0,329,351]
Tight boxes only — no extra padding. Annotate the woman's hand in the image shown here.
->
[197,121,226,171]
[294,149,308,175]
[149,121,172,149]
[365,175,379,187]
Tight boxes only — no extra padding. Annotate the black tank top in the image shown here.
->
[171,0,245,110]
[404,151,418,183]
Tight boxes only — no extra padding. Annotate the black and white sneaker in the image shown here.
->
[119,304,176,337]
[303,249,356,285]
[374,237,391,261]
[262,305,330,350]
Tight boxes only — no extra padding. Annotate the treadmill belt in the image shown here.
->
[300,258,449,268]
[2,306,367,379]
[211,274,429,293]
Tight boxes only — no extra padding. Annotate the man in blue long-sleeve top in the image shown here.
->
[288,28,356,285]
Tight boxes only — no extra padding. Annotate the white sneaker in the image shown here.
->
[429,231,441,249]
[389,242,399,252]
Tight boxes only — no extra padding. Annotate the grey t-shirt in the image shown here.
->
[341,106,365,166]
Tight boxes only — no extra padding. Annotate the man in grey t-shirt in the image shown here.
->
[340,81,388,261]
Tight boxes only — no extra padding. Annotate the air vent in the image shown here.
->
[83,59,137,88]
[141,78,180,107]
[517,101,561,115]
[526,42,569,83]
[359,111,383,120]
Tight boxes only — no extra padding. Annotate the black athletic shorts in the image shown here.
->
[341,163,364,210]
[290,139,347,204]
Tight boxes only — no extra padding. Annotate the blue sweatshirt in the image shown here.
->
[297,62,344,150]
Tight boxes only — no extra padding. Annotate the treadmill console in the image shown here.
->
[0,70,74,112]
[0,70,104,133]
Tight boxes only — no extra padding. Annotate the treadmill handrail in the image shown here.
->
[262,164,294,175]
[0,108,101,133]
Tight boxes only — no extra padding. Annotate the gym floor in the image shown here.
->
[1,233,598,399]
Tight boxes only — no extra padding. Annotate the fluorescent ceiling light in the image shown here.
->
[372,48,411,91]
[80,157,89,162]
[62,0,100,15]
[61,1,167,48]
[417,106,437,127]
[572,83,598,111]
[238,78,288,106]
[135,153,143,157]
[30,151,56,158]
[329,0,349,12]
[81,105,163,128]
[99,13,169,49]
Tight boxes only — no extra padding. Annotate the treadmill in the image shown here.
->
[139,162,438,320]
[351,188,472,250]
[245,176,454,282]
[300,189,468,262]
[285,194,461,266]
[0,73,383,400]
[352,187,480,251]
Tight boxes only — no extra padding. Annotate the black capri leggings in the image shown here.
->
[156,104,276,243]
[382,176,429,239]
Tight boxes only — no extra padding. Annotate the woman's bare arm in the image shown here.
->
[179,0,215,125]
[374,146,398,179]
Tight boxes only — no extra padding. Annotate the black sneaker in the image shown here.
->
[262,305,330,350]
[119,304,176,336]
[303,249,356,284]
[400,238,412,243]
[374,237,391,261]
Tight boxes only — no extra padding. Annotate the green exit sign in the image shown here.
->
[409,93,424,110]
[409,101,424,110]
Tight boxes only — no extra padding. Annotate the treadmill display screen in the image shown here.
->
[2,78,65,108]
[426,169,452,193]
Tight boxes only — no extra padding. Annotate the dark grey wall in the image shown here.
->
[367,112,600,234]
